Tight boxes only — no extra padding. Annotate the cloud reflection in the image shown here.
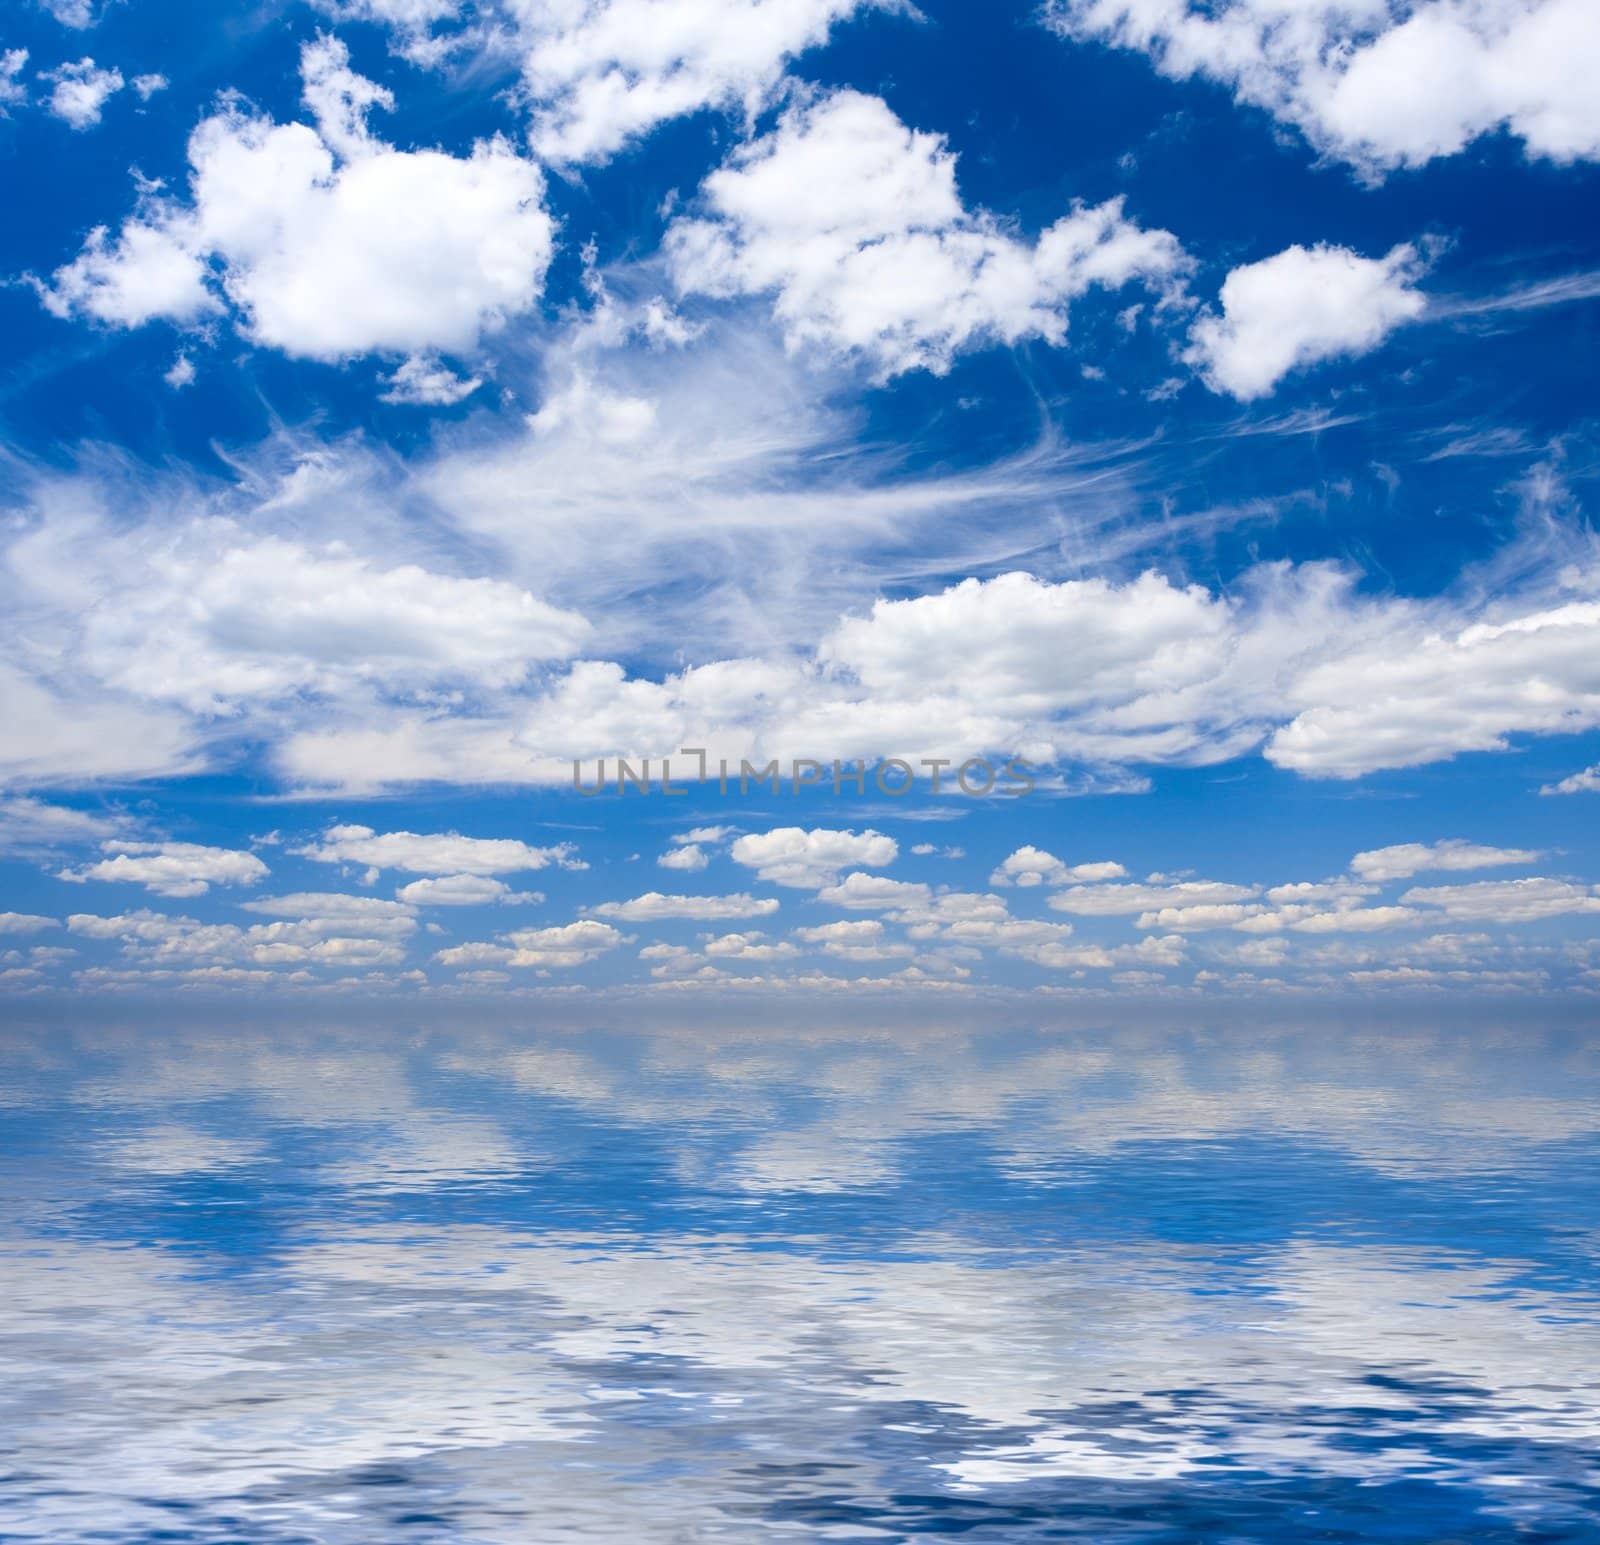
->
[1,1013,1597,1540]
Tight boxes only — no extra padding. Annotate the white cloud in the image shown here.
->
[0,912,59,934]
[815,568,1242,761]
[889,890,1007,926]
[67,908,193,941]
[1133,902,1267,931]
[40,0,102,25]
[329,0,462,27]
[1267,590,1600,777]
[66,907,415,968]
[274,544,1600,789]
[1541,762,1600,795]
[792,918,905,958]
[814,873,931,910]
[516,0,897,165]
[1,49,28,111]
[989,846,1127,887]
[501,919,623,966]
[431,941,517,967]
[729,826,897,887]
[227,926,415,966]
[1186,243,1428,400]
[298,825,584,876]
[1402,877,1600,922]
[0,796,130,853]
[526,371,659,444]
[587,891,779,921]
[1285,906,1422,933]
[9,520,591,716]
[1263,879,1379,906]
[1050,880,1257,915]
[667,89,1190,378]
[261,294,1214,690]
[701,930,799,961]
[437,919,623,968]
[41,38,555,359]
[324,0,465,60]
[913,911,1077,956]
[395,875,544,906]
[1350,839,1545,882]
[1045,0,1600,177]
[657,844,710,872]
[132,72,168,100]
[12,364,1600,798]
[43,58,122,129]
[240,892,418,920]
[41,218,219,330]
[1026,934,1188,970]
[163,353,196,390]
[1227,937,1290,968]
[57,841,269,898]
[380,355,483,406]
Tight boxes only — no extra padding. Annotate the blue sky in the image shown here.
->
[2,0,1599,1000]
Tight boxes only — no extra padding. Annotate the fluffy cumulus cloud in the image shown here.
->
[1402,877,1600,921]
[700,930,798,962]
[1186,243,1429,400]
[0,796,130,854]
[658,844,710,872]
[58,841,269,898]
[10,121,1600,807]
[656,825,738,871]
[379,356,483,406]
[42,57,123,129]
[437,919,623,969]
[586,891,780,921]
[793,918,909,959]
[989,847,1128,887]
[1264,588,1600,777]
[40,38,555,359]
[886,893,1085,963]
[1045,0,1600,177]
[814,873,931,910]
[515,0,896,164]
[0,912,61,935]
[666,89,1190,378]
[264,546,1600,790]
[1,50,27,111]
[1048,879,1258,915]
[0,659,202,785]
[394,875,544,906]
[67,905,417,969]
[804,564,1364,771]
[40,0,106,25]
[240,892,418,921]
[1542,762,1600,795]
[729,826,897,887]
[1284,905,1421,933]
[8,518,591,717]
[23,815,1600,992]
[1350,839,1544,881]
[298,825,584,875]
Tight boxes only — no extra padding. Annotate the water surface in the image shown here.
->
[2,1014,1598,1540]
